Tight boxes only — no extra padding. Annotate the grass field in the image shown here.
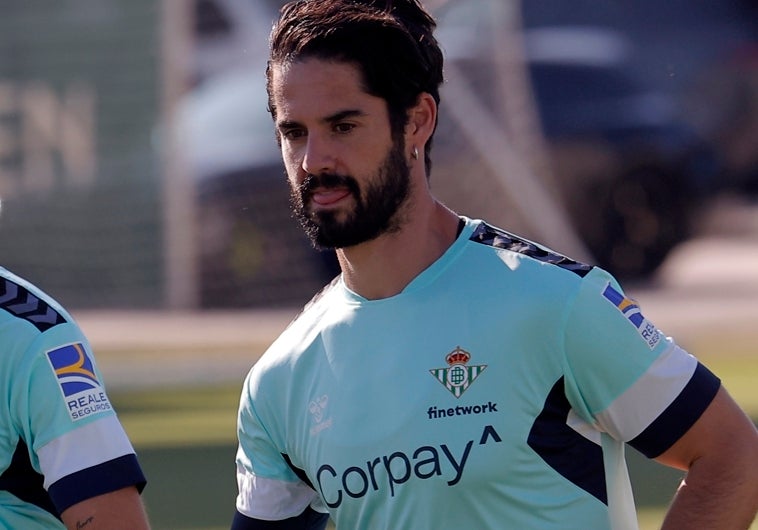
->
[112,354,758,530]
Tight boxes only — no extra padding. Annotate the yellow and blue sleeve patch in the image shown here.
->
[46,343,112,421]
[602,283,661,349]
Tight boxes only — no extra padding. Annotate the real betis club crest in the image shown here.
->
[430,346,487,398]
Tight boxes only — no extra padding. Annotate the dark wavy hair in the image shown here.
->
[267,0,444,175]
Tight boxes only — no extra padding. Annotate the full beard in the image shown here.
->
[290,140,411,249]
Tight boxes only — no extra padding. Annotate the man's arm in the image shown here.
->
[655,386,758,529]
[60,486,150,530]
[231,506,329,530]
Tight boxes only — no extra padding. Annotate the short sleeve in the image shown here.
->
[236,368,320,521]
[561,268,719,455]
[12,324,145,513]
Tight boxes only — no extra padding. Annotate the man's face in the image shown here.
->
[270,58,411,249]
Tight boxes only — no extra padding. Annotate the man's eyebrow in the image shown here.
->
[277,109,365,131]
[324,109,365,123]
[277,119,301,131]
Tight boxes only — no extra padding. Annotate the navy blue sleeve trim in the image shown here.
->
[48,454,147,514]
[629,362,721,458]
[231,507,329,530]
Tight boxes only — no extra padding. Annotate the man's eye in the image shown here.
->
[334,123,355,134]
[282,129,306,140]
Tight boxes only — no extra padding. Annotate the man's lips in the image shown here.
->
[310,188,352,206]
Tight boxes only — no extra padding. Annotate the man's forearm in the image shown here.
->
[61,487,150,530]
[661,452,758,529]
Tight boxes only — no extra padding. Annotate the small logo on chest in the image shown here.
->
[308,394,333,435]
[429,346,487,398]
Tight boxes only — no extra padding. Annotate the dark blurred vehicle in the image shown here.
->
[681,43,758,198]
[525,48,717,278]
[434,9,721,279]
[517,0,758,196]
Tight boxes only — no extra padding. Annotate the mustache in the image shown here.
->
[300,173,360,195]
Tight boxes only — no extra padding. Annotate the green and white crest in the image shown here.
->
[430,346,487,398]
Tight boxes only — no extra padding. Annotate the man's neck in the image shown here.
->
[337,201,460,300]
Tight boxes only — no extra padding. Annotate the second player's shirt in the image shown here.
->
[0,266,146,528]
[236,217,720,530]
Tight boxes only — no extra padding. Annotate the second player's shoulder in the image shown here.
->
[0,266,72,335]
[0,267,85,375]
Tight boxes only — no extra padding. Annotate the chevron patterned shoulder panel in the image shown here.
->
[0,278,67,333]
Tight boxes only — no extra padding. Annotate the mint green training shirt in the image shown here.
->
[235,217,719,530]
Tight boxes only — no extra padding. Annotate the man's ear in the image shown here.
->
[405,92,437,149]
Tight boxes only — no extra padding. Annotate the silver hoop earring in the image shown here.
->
[411,146,419,160]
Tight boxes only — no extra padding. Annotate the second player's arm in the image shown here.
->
[60,486,150,530]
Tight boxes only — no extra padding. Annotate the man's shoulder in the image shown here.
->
[255,278,341,371]
[465,220,594,279]
[0,268,84,383]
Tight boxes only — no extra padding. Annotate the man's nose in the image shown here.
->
[301,135,335,176]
